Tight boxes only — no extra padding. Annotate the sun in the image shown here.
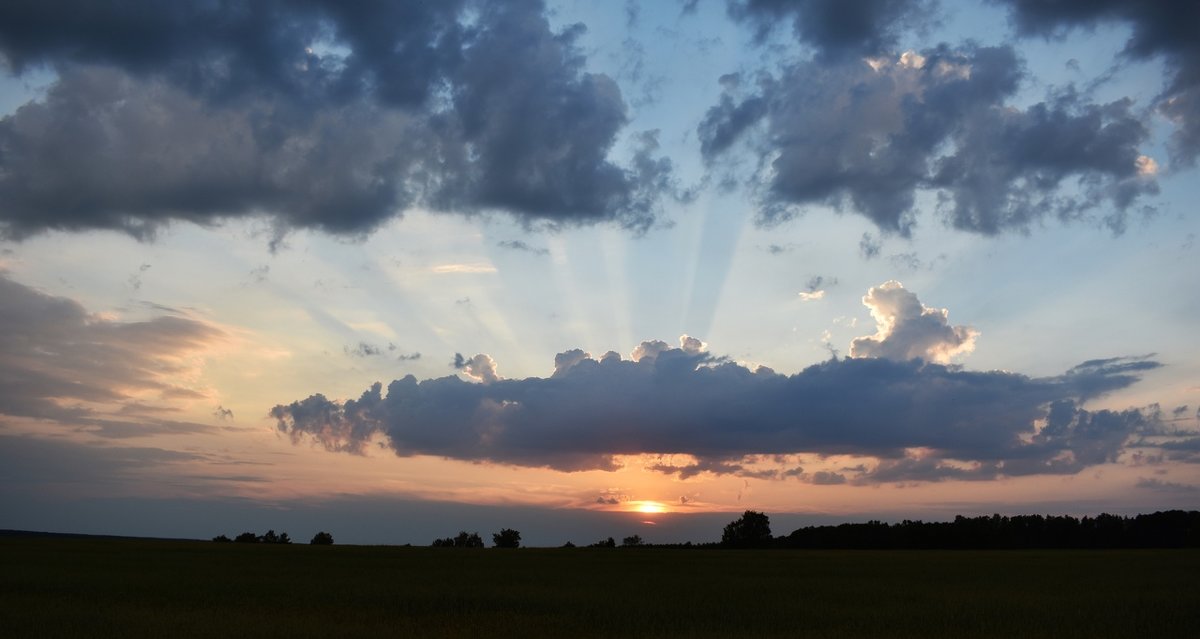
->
[631,500,667,514]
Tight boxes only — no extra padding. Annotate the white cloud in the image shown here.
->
[850,281,978,363]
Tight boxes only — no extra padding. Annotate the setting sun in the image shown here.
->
[631,501,668,514]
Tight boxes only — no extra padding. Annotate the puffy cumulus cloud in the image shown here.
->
[453,353,501,385]
[0,0,674,240]
[850,280,978,363]
[633,335,707,362]
[0,273,223,436]
[553,349,591,377]
[270,333,1183,480]
[995,0,1200,167]
[725,0,939,60]
[700,43,1157,235]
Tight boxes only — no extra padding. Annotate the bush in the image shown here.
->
[211,534,232,543]
[622,535,643,547]
[492,528,521,548]
[310,531,334,545]
[234,532,259,543]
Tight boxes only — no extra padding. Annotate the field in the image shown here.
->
[3,536,1198,638]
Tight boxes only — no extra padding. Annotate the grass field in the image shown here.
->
[3,536,1198,638]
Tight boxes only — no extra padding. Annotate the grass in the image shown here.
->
[3,536,1198,638]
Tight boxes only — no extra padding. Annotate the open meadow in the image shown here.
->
[3,535,1198,638]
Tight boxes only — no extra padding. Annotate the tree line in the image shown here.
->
[775,510,1200,549]
[209,510,1200,549]
[212,530,333,545]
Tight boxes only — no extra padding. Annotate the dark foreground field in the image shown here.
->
[3,536,1198,638]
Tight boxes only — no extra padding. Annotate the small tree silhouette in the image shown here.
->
[234,532,259,543]
[493,528,521,548]
[622,535,643,547]
[310,531,334,545]
[211,534,232,543]
[589,537,616,548]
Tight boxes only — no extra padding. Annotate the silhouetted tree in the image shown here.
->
[622,535,643,547]
[722,510,772,547]
[259,529,279,543]
[492,528,521,548]
[310,531,334,545]
[589,537,616,548]
[234,532,259,543]
[561,541,576,548]
[433,531,484,547]
[211,534,232,543]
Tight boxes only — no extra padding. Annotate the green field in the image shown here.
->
[3,536,1198,638]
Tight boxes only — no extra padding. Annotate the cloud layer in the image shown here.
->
[0,273,223,437]
[272,284,1193,482]
[0,0,674,240]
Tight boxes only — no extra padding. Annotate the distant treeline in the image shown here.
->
[776,511,1200,550]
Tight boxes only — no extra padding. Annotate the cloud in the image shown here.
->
[699,44,1157,235]
[0,0,673,240]
[497,240,550,256]
[430,264,497,274]
[1135,477,1198,494]
[995,0,1200,167]
[272,330,1168,480]
[0,273,224,433]
[345,342,384,358]
[213,406,234,420]
[453,353,501,385]
[849,280,978,363]
[128,263,151,291]
[799,275,836,301]
[725,0,939,59]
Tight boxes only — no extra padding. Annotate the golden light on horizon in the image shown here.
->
[630,500,667,514]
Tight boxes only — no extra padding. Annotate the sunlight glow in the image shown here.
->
[630,500,667,514]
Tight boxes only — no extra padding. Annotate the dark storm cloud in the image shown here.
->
[0,273,223,433]
[271,341,1167,481]
[726,0,939,59]
[0,0,672,240]
[699,43,1157,235]
[995,0,1200,167]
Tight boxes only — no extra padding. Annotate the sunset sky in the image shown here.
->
[2,0,1198,546]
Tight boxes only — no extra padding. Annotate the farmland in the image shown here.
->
[3,535,1198,638]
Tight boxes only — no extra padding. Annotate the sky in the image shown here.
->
[1,0,1198,546]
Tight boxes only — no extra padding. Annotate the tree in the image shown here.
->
[259,529,279,544]
[234,532,259,543]
[211,534,232,543]
[492,528,521,548]
[310,531,334,545]
[722,510,772,548]
[622,535,643,547]
[434,531,484,548]
[589,537,616,548]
